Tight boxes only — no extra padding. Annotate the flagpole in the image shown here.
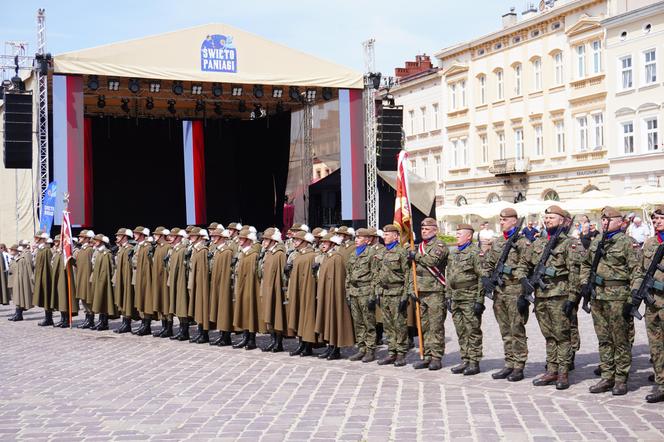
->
[63,193,73,328]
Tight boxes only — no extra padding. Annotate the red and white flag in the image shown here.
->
[394,150,413,245]
[62,210,73,265]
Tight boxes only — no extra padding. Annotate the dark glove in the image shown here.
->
[562,300,575,320]
[311,262,320,271]
[367,298,376,312]
[398,299,408,313]
[473,302,485,317]
[517,295,530,315]
[407,251,416,263]
[481,276,496,293]
[520,277,534,295]
[622,302,633,321]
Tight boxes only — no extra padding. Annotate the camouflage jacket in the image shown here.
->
[408,237,448,294]
[632,235,664,308]
[373,242,410,300]
[482,232,531,292]
[345,245,376,298]
[446,243,483,303]
[579,231,639,301]
[515,232,578,300]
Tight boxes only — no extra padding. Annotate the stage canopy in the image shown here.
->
[53,23,363,89]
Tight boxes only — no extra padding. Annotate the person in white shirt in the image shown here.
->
[478,222,495,253]
[628,216,650,245]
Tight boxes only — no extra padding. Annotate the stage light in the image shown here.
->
[149,81,161,93]
[272,87,283,98]
[232,85,243,96]
[250,104,266,120]
[253,85,264,98]
[87,75,99,91]
[370,72,382,90]
[108,79,120,91]
[195,99,205,112]
[276,101,284,113]
[145,97,154,110]
[289,86,301,101]
[238,100,246,112]
[128,78,140,94]
[97,95,106,109]
[322,87,332,101]
[214,103,223,115]
[211,83,222,97]
[191,84,203,95]
[121,98,130,113]
[172,81,184,95]
[35,53,51,76]
[167,99,176,114]
[306,89,316,101]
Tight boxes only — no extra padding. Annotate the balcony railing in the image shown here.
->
[489,157,530,176]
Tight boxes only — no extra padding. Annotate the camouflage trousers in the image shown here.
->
[591,299,633,383]
[451,300,483,363]
[381,296,408,355]
[534,296,572,374]
[570,306,580,352]
[493,287,528,369]
[350,294,376,352]
[419,291,445,360]
[645,299,664,391]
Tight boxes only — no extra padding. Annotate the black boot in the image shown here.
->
[57,313,70,328]
[53,312,67,327]
[233,331,249,349]
[245,332,257,350]
[153,319,168,337]
[38,310,54,326]
[196,328,209,344]
[190,324,204,343]
[132,318,146,335]
[135,318,152,336]
[272,334,284,352]
[77,313,94,329]
[7,308,17,321]
[262,333,276,352]
[318,345,333,359]
[172,319,190,341]
[375,323,384,346]
[115,317,133,334]
[290,338,305,356]
[94,314,109,331]
[327,346,341,360]
[162,320,173,338]
[218,331,233,346]
[210,332,224,346]
[300,342,313,357]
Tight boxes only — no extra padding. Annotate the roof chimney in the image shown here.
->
[522,2,538,19]
[502,7,517,28]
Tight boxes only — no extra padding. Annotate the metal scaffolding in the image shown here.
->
[363,38,378,228]
[302,99,313,225]
[36,8,50,201]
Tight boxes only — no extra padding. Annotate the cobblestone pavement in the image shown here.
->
[0,302,662,442]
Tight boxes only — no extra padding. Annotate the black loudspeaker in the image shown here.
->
[3,92,33,169]
[376,106,403,171]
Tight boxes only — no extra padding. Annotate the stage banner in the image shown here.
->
[182,120,207,225]
[339,89,365,221]
[39,181,57,235]
[53,75,92,227]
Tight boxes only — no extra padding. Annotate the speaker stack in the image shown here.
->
[376,105,403,171]
[3,92,33,169]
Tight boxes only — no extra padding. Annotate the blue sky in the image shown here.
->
[1,0,522,76]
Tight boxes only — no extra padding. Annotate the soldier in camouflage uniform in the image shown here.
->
[346,228,378,363]
[374,224,410,367]
[447,224,484,376]
[368,228,386,346]
[483,208,530,382]
[563,210,582,369]
[408,217,448,370]
[581,206,639,396]
[632,205,664,403]
[516,205,578,390]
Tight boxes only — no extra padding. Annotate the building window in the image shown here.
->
[435,155,442,180]
[449,83,457,110]
[592,113,604,149]
[555,121,565,153]
[451,140,458,168]
[515,129,524,159]
[498,131,505,159]
[461,138,468,166]
[534,125,543,156]
[554,52,564,85]
[420,107,426,132]
[487,193,501,203]
[409,110,414,134]
[460,81,467,107]
[577,116,588,151]
[543,189,560,201]
[455,195,468,206]
[480,134,488,163]
[645,49,657,84]
[577,44,586,78]
[421,157,429,179]
[432,103,439,129]
[478,75,486,104]
[532,58,542,91]
[621,56,633,89]
[496,69,504,100]
[592,40,602,74]
[514,64,522,96]
[646,117,659,151]
[622,121,634,154]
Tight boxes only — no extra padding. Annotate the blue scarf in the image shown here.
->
[355,244,367,256]
[606,230,621,240]
[457,241,471,252]
[386,241,398,251]
[658,231,664,243]
[503,226,518,239]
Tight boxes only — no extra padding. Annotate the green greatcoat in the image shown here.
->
[168,242,189,319]
[286,247,318,342]
[0,253,9,305]
[133,241,153,316]
[233,245,262,333]
[74,245,94,306]
[91,246,116,315]
[187,242,210,330]
[151,241,171,318]
[114,243,136,318]
[209,243,234,331]
[32,245,54,309]
[52,248,79,314]
[260,244,287,333]
[13,251,34,309]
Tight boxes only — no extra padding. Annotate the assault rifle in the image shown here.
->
[578,233,608,313]
[522,217,575,304]
[631,242,664,320]
[481,217,525,300]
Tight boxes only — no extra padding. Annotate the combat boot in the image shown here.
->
[135,318,152,336]
[428,358,442,371]
[556,372,570,390]
[38,310,54,326]
[394,354,407,367]
[174,320,190,341]
[646,390,664,403]
[95,314,109,331]
[57,313,70,328]
[451,362,468,374]
[196,328,210,344]
[90,315,101,330]
[593,366,602,376]
[12,308,24,321]
[589,378,615,393]
[612,381,627,396]
[533,371,558,386]
[507,368,524,382]
[233,330,249,349]
[190,325,204,343]
[115,317,132,334]
[300,342,313,357]
[153,319,168,337]
[361,350,375,363]
[492,367,513,379]
[53,312,67,328]
[77,313,94,329]
[318,345,333,359]
[413,358,430,370]
[245,333,257,350]
[327,346,340,360]
[7,308,17,321]
[348,349,366,361]
[375,324,383,346]
[262,333,276,352]
[377,354,397,365]
[289,338,305,356]
[219,331,233,346]
[271,334,284,352]
[463,363,480,376]
[161,320,173,338]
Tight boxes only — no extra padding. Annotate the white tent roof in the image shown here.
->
[53,23,363,89]
[377,170,436,215]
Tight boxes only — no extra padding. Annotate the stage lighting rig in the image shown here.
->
[167,99,176,114]
[250,104,266,120]
[120,98,130,113]
[322,88,332,101]
[34,53,52,76]
[108,79,120,91]
[211,83,222,97]
[128,78,140,94]
[232,85,243,96]
[272,87,283,98]
[172,81,184,95]
[305,89,316,102]
[195,99,205,112]
[87,75,99,91]
[368,72,382,89]
[96,95,106,109]
[145,97,154,110]
[238,100,247,112]
[191,84,203,95]
[289,86,301,102]
[149,81,161,93]
[214,103,223,115]
[253,85,264,98]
